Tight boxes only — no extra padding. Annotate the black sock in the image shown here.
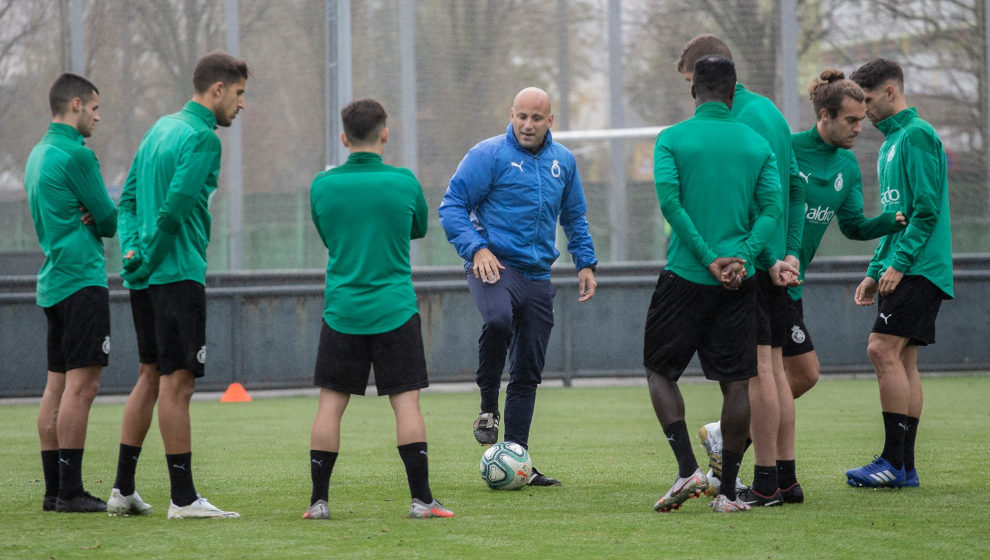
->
[880,412,908,470]
[166,452,198,506]
[114,443,142,496]
[752,464,778,496]
[57,448,84,499]
[720,450,744,501]
[903,416,920,473]
[776,459,797,489]
[309,450,338,505]
[662,421,698,478]
[41,450,60,498]
[397,442,433,503]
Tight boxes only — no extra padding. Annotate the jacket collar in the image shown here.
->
[505,123,553,155]
[876,107,918,137]
[47,122,85,144]
[183,100,219,130]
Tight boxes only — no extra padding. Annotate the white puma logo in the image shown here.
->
[59,458,70,465]
[311,459,323,466]
[880,312,892,324]
[510,161,524,172]
[898,422,911,431]
[171,463,187,471]
[419,450,428,456]
[798,171,812,183]
[666,435,676,442]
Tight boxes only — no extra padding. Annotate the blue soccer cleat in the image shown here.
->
[901,468,919,488]
[846,456,905,488]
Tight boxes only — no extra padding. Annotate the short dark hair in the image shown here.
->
[193,51,250,94]
[849,58,903,91]
[676,34,733,74]
[692,55,736,103]
[49,73,98,116]
[341,98,387,144]
[808,68,865,119]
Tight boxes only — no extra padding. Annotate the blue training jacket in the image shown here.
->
[439,124,598,280]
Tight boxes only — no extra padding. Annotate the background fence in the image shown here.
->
[1,0,988,268]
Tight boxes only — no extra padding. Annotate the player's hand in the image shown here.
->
[854,276,878,306]
[472,248,505,284]
[122,249,143,273]
[770,259,800,287]
[578,267,597,302]
[895,211,907,225]
[708,257,746,290]
[784,255,802,287]
[878,266,903,296]
[121,262,151,284]
[79,205,94,225]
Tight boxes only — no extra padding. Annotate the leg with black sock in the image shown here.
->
[114,443,142,496]
[718,379,750,502]
[398,442,433,503]
[57,448,84,500]
[166,452,198,506]
[777,459,797,488]
[41,450,60,509]
[310,450,338,505]
[903,416,919,474]
[662,420,699,478]
[721,450,744,502]
[751,465,778,497]
[880,411,908,470]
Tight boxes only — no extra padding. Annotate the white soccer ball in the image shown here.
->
[480,442,532,490]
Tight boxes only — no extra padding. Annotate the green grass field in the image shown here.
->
[2,376,989,559]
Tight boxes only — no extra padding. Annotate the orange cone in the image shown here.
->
[220,382,252,403]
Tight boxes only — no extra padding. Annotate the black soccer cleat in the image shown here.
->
[738,487,783,507]
[473,411,500,446]
[43,495,57,512]
[56,490,107,513]
[528,467,561,487]
[780,482,804,504]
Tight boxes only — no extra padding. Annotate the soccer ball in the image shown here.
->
[480,442,532,490]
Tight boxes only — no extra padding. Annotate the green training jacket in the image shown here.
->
[868,108,953,298]
[25,123,117,307]
[732,83,805,270]
[654,102,782,286]
[788,125,903,300]
[117,101,221,289]
[310,151,428,335]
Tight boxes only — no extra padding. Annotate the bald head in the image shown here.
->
[510,87,554,151]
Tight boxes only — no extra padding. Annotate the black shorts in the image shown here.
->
[44,286,110,373]
[131,281,207,377]
[313,314,429,396]
[873,275,945,346]
[781,297,815,357]
[755,269,788,347]
[643,271,757,382]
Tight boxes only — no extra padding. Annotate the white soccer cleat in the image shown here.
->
[653,468,708,512]
[167,496,240,519]
[704,469,749,497]
[408,498,454,518]
[710,493,751,513]
[302,499,330,520]
[698,421,723,478]
[107,488,153,516]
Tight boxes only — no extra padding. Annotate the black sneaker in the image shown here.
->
[43,495,57,512]
[56,491,107,513]
[473,412,499,445]
[528,467,561,487]
[780,482,804,504]
[738,487,783,507]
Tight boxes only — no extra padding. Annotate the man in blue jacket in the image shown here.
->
[439,87,598,486]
